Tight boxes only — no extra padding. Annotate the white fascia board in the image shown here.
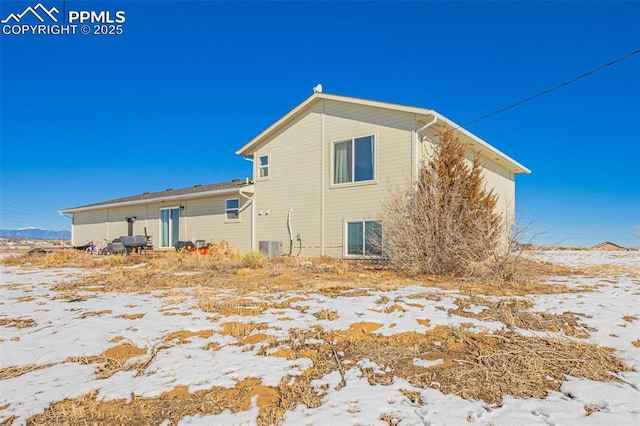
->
[318,93,433,116]
[429,110,531,175]
[235,92,530,174]
[235,92,433,156]
[59,186,253,214]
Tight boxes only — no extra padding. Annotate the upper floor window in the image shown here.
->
[258,155,269,179]
[334,135,375,184]
[225,198,239,221]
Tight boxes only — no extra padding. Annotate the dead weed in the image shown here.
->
[448,296,596,338]
[0,317,35,328]
[22,322,633,425]
[9,251,579,298]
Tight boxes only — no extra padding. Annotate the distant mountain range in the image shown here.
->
[0,228,70,240]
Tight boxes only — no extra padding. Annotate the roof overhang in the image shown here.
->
[424,111,531,175]
[59,185,254,214]
[236,92,530,175]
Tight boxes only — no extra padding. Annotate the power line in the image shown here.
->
[464,49,640,127]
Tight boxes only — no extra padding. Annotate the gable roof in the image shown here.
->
[60,179,252,213]
[236,92,531,175]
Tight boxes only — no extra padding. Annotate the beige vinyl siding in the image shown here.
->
[252,103,323,255]
[69,194,251,252]
[71,210,108,246]
[182,197,251,252]
[322,100,415,257]
[72,205,153,247]
[252,99,426,257]
[105,205,148,239]
[480,156,515,216]
[479,156,516,249]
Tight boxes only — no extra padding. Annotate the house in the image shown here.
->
[592,242,625,250]
[60,92,530,258]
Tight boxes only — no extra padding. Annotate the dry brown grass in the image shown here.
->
[5,249,580,299]
[29,323,630,425]
[580,263,639,277]
[448,296,596,338]
[312,309,339,321]
[26,378,296,426]
[18,320,634,425]
[0,362,56,380]
[65,342,150,380]
[6,249,635,425]
[0,318,35,328]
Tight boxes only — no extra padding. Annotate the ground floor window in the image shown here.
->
[225,198,240,221]
[345,220,382,257]
[160,207,180,248]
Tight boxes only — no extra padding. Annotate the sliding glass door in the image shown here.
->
[160,207,180,248]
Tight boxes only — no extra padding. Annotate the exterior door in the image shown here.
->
[160,207,180,248]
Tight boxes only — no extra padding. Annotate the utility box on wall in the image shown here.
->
[259,241,282,258]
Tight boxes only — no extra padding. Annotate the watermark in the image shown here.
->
[1,2,126,36]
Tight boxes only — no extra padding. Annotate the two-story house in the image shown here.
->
[60,92,530,258]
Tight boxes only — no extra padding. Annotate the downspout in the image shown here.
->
[414,113,438,181]
[320,99,325,255]
[240,156,256,251]
[239,185,255,252]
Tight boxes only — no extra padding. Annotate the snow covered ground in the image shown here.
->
[1,250,639,425]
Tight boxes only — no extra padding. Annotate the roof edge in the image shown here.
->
[59,185,252,214]
[236,92,435,156]
[236,92,530,174]
[429,110,531,175]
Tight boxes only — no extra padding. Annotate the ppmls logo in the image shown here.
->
[1,3,59,23]
[2,2,126,36]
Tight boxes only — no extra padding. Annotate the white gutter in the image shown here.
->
[239,186,256,251]
[59,187,247,214]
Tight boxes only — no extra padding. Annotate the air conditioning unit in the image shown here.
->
[259,241,282,258]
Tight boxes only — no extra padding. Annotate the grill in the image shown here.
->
[120,235,149,254]
[107,241,126,255]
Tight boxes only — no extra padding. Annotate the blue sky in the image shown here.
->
[1,1,639,247]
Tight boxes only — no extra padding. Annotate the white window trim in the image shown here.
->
[225,198,240,222]
[330,134,377,189]
[343,219,383,259]
[257,153,270,181]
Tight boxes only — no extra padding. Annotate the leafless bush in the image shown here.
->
[468,215,543,282]
[379,128,501,276]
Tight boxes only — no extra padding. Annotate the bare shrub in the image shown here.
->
[379,128,501,276]
[468,215,541,282]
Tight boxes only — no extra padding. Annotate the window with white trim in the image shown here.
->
[225,198,239,220]
[334,135,375,184]
[345,220,382,257]
[258,155,269,179]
